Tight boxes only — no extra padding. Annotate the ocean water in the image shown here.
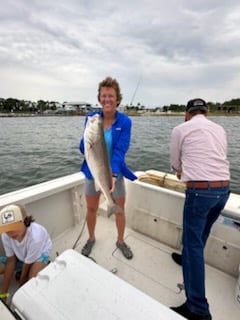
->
[0,115,239,196]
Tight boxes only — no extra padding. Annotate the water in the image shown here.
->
[0,115,239,196]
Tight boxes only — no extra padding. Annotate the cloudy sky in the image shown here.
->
[1,0,240,107]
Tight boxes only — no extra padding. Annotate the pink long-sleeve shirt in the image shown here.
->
[170,114,230,182]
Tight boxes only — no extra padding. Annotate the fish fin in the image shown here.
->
[107,204,124,218]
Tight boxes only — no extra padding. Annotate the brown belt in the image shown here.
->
[186,181,230,189]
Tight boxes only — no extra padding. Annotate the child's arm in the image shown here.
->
[0,256,16,294]
[18,263,32,287]
[0,261,5,274]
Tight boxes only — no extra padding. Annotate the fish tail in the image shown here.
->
[107,204,124,218]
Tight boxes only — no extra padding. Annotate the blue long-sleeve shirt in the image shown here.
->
[79,110,137,181]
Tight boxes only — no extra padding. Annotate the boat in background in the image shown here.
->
[0,171,240,319]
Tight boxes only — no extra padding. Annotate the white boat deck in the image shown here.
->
[1,172,239,319]
[51,215,240,320]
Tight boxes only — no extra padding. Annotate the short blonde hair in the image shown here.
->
[97,77,122,106]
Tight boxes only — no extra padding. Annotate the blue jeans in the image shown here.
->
[182,186,230,315]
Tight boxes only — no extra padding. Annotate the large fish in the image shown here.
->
[84,114,123,217]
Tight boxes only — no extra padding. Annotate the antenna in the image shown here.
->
[130,76,141,105]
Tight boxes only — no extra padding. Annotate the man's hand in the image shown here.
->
[176,171,182,180]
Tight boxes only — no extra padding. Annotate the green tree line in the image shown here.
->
[1,97,240,114]
[0,98,59,113]
[162,99,240,113]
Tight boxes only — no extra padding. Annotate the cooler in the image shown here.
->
[11,249,183,320]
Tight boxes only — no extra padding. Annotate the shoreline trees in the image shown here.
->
[0,97,240,114]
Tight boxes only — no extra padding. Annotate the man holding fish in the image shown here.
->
[79,77,136,259]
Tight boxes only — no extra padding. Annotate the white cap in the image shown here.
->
[0,204,26,233]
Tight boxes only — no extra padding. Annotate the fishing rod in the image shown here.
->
[130,76,141,106]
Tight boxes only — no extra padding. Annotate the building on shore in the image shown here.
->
[62,101,94,113]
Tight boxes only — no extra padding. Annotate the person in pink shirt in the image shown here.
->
[170,98,230,320]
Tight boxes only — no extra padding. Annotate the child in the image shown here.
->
[0,204,52,300]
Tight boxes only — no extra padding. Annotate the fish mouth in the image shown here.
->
[89,115,101,123]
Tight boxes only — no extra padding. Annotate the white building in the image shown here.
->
[62,101,93,112]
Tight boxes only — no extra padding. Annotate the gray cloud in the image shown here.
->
[0,0,240,106]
